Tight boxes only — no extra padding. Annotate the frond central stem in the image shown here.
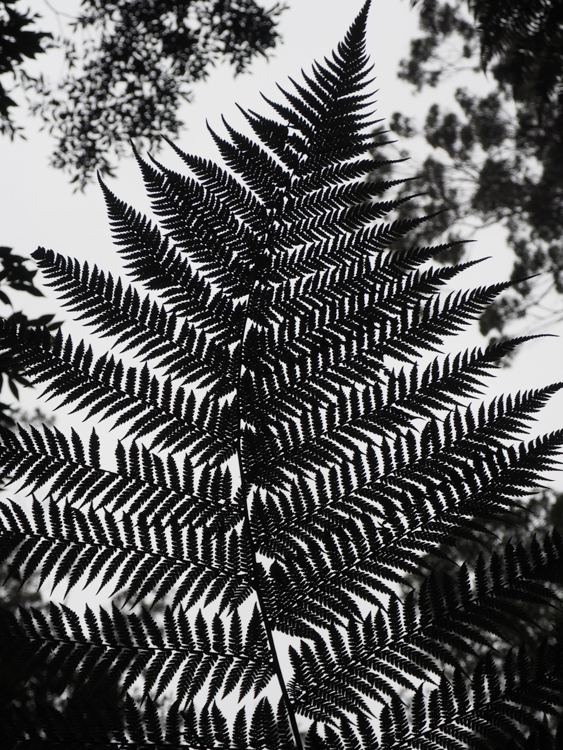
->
[239,473,304,750]
[235,228,304,750]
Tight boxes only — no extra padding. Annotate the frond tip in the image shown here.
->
[0,2,562,748]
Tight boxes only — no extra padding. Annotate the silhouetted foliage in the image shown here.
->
[0,246,59,427]
[0,0,51,137]
[373,0,563,337]
[370,1,563,712]
[1,0,282,414]
[1,0,285,188]
[0,4,562,747]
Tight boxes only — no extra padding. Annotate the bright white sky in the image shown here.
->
[2,0,563,470]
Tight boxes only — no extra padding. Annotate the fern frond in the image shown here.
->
[100,177,245,348]
[288,531,563,724]
[33,248,235,392]
[0,496,248,610]
[1,2,562,747]
[0,323,237,465]
[1,602,273,709]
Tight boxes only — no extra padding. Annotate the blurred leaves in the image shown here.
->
[0,247,60,427]
[1,1,285,188]
[374,0,563,335]
[0,0,52,138]
[27,0,285,189]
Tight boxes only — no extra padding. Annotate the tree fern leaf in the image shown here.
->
[2,3,563,746]
[0,432,229,526]
[162,136,269,230]
[2,327,236,464]
[135,149,259,295]
[209,118,289,206]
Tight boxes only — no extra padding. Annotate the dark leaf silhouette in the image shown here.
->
[0,3,562,747]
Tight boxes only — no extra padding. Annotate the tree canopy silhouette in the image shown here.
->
[0,0,285,188]
[0,0,51,138]
[0,246,59,427]
[373,0,563,337]
[0,3,562,747]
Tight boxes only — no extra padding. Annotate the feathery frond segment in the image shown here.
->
[1,2,562,747]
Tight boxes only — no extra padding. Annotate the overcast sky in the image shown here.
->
[2,0,563,471]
